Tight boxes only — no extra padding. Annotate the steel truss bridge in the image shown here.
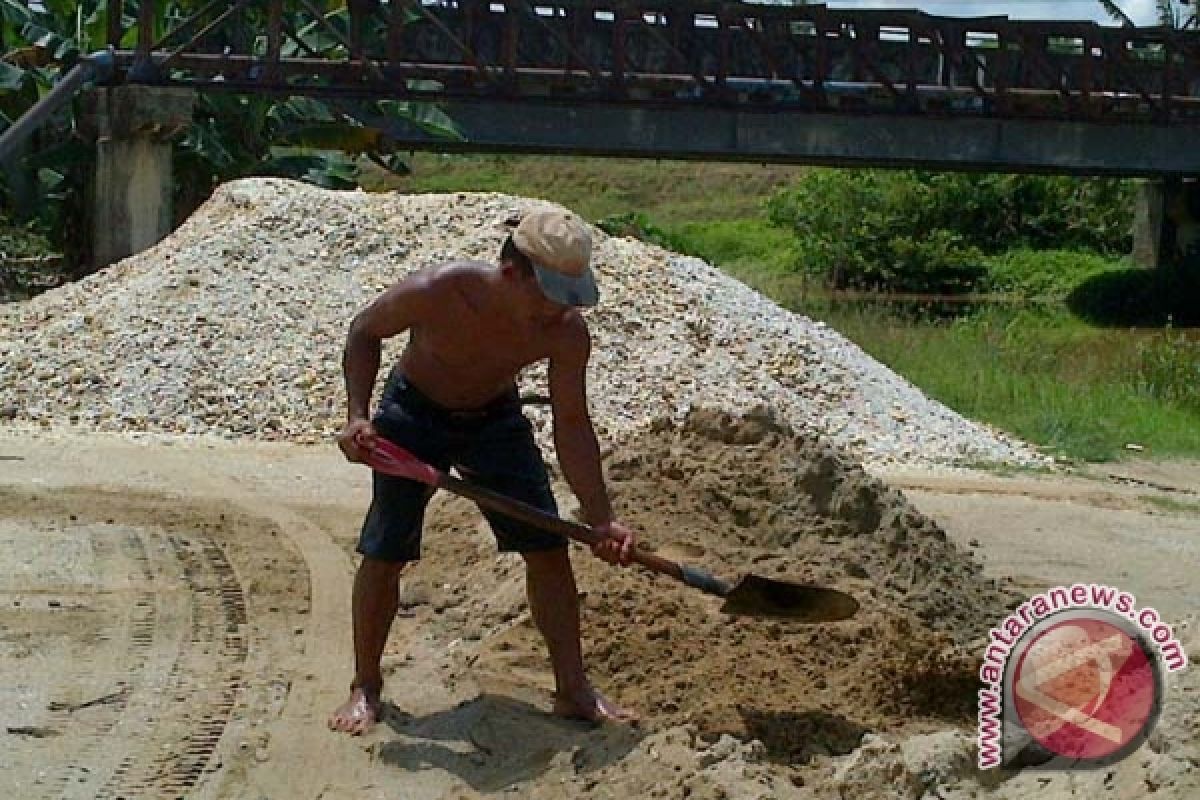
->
[87,2,1200,174]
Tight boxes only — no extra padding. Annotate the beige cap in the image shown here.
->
[512,210,599,307]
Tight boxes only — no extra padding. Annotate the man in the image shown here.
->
[329,209,639,735]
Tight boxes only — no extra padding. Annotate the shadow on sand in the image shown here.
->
[374,693,642,792]
[737,707,869,764]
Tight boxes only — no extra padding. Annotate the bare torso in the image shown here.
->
[396,261,572,409]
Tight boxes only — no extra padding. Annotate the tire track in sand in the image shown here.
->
[0,492,250,800]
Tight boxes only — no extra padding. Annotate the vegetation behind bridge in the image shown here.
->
[388,154,1200,463]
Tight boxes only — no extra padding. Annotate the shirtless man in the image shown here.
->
[329,209,639,735]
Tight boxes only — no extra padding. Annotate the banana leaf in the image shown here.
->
[268,95,338,126]
[0,60,25,91]
[266,148,359,189]
[0,0,34,28]
[276,121,384,154]
[378,99,464,141]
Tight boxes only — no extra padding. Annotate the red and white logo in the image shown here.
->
[1012,617,1157,761]
[976,585,1185,770]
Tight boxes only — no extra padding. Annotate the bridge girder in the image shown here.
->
[99,1,1200,175]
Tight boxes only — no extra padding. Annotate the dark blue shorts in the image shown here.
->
[357,371,564,562]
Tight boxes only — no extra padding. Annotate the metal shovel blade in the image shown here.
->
[719,575,860,622]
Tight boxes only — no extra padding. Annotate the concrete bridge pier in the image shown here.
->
[80,86,195,269]
[1134,178,1200,269]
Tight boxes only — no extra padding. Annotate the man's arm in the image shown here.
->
[338,272,432,460]
[548,319,637,565]
[548,317,612,528]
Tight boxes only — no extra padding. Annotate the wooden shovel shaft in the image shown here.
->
[358,435,734,599]
[436,471,694,587]
[363,439,859,622]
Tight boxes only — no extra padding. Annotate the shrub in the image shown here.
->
[766,170,985,292]
[0,214,55,260]
[768,169,1134,293]
[1,213,62,298]
[595,211,681,251]
[983,248,1127,300]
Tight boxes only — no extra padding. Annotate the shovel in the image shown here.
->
[356,434,859,623]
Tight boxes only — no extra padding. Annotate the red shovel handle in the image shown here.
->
[356,433,603,544]
[355,433,441,487]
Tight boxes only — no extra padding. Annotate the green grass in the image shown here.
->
[372,152,804,283]
[689,263,1200,464]
[802,305,1200,462]
[362,153,1200,463]
[659,218,800,274]
[365,153,803,225]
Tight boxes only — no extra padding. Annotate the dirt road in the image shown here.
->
[1,430,1196,799]
[878,462,1200,622]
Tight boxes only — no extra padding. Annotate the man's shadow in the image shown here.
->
[375,693,642,792]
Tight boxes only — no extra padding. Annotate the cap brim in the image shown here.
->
[531,261,599,307]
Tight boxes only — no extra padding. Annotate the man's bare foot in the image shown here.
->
[328,686,383,735]
[553,685,638,724]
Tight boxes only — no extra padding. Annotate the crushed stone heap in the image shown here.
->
[0,178,1045,468]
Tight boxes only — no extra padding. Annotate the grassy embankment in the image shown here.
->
[371,154,1200,463]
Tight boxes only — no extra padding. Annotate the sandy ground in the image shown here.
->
[1,425,1197,799]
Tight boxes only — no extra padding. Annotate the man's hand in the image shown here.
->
[591,520,637,566]
[337,418,377,463]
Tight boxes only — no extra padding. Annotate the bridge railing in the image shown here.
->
[105,1,1200,124]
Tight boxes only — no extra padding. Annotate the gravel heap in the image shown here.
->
[0,178,1045,468]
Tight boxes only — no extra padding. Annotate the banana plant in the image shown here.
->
[0,0,107,271]
[2,1,464,278]
[172,1,464,218]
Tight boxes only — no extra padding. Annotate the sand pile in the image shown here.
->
[361,409,1010,794]
[2,431,1194,799]
[0,178,1044,468]
[361,407,1197,798]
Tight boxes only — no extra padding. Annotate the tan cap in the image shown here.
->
[512,210,599,307]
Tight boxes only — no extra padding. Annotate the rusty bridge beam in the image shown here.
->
[108,0,125,50]
[101,1,1200,125]
[265,0,284,84]
[161,0,252,71]
[131,0,156,82]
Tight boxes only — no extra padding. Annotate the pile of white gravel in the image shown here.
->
[0,178,1046,468]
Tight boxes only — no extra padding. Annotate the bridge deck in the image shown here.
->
[100,1,1200,174]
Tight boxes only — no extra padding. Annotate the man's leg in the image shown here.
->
[328,556,406,735]
[523,547,637,722]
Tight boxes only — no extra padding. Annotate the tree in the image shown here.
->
[1098,0,1196,29]
[1,0,105,268]
[1,1,462,277]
